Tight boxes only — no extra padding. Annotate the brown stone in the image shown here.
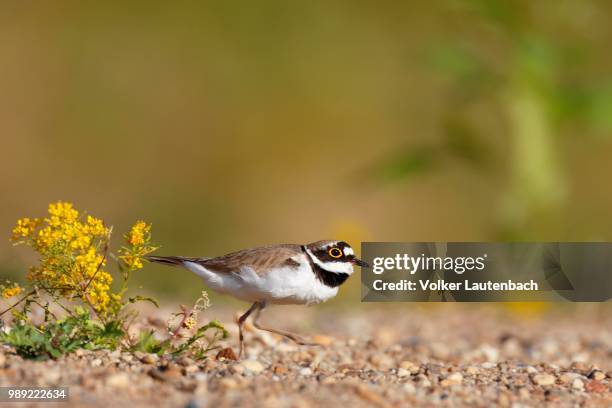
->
[585,380,607,393]
[272,364,288,375]
[312,335,333,346]
[216,347,237,361]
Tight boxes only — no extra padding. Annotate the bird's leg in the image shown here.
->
[237,302,261,359]
[252,303,320,346]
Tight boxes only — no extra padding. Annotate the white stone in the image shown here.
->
[397,368,410,378]
[299,367,313,376]
[239,359,264,374]
[572,378,584,391]
[106,373,130,388]
[533,373,555,386]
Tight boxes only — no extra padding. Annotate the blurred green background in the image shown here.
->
[2,0,612,304]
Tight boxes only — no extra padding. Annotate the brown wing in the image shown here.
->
[196,244,303,276]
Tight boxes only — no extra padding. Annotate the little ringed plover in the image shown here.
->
[146,240,368,357]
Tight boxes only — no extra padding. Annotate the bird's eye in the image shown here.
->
[328,247,343,258]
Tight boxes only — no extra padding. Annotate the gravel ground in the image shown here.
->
[0,304,611,407]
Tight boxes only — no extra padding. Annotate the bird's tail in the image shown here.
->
[146,255,215,282]
[145,255,202,267]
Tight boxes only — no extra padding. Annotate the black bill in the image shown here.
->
[353,258,370,268]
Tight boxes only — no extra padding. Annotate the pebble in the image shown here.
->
[317,361,334,373]
[466,366,480,375]
[218,378,238,390]
[120,353,133,363]
[239,360,264,374]
[43,369,61,384]
[106,373,130,388]
[139,353,158,365]
[533,374,556,386]
[416,374,431,388]
[399,360,419,374]
[585,380,606,393]
[194,372,208,382]
[184,365,199,374]
[312,335,333,346]
[589,370,605,381]
[402,382,416,394]
[229,364,245,375]
[299,367,313,376]
[571,378,584,391]
[320,376,337,385]
[570,361,590,374]
[164,365,183,379]
[354,384,387,406]
[397,368,410,378]
[559,372,579,384]
[202,359,217,371]
[177,356,195,367]
[148,366,182,382]
[215,347,237,361]
[497,393,510,406]
[311,353,323,368]
[271,364,288,375]
[369,353,394,370]
[91,359,103,367]
[441,372,463,386]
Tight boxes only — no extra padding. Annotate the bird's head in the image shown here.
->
[304,240,369,275]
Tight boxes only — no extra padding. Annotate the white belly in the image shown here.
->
[183,259,339,305]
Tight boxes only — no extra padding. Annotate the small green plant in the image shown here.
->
[131,291,228,358]
[1,201,227,360]
[1,307,123,360]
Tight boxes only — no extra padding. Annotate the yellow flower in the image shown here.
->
[126,221,149,246]
[120,254,143,270]
[11,218,40,240]
[86,271,115,314]
[2,286,23,299]
[48,201,79,225]
[70,232,91,250]
[183,316,196,330]
[132,257,143,269]
[10,202,156,319]
[120,221,157,271]
[86,216,107,236]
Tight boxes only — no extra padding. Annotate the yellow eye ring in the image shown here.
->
[328,247,343,258]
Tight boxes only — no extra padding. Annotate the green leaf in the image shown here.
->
[131,330,168,354]
[102,320,125,338]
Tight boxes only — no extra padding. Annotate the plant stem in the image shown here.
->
[0,290,36,317]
